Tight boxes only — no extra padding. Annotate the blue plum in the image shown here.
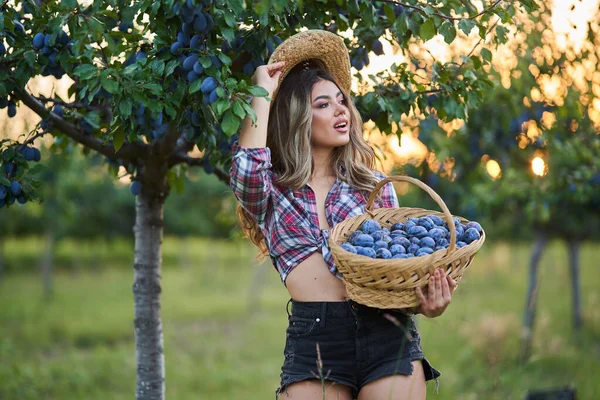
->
[417,217,435,230]
[389,244,406,255]
[428,214,444,226]
[428,228,445,241]
[418,237,436,248]
[10,181,21,196]
[407,225,428,238]
[376,248,392,259]
[357,247,376,258]
[390,229,407,238]
[463,228,481,244]
[407,244,420,254]
[130,181,142,196]
[341,242,357,254]
[361,220,381,234]
[465,221,483,234]
[415,247,434,256]
[348,230,364,244]
[392,253,412,259]
[183,55,199,70]
[354,234,374,247]
[33,32,45,49]
[200,77,217,94]
[373,240,388,250]
[403,220,416,231]
[391,222,404,231]
[391,237,411,249]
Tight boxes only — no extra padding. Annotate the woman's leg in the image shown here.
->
[279,379,354,400]
[357,360,426,400]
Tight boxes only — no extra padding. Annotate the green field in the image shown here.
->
[1,237,599,399]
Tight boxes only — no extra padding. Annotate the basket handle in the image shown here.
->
[366,175,457,254]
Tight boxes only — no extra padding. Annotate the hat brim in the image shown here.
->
[268,30,352,101]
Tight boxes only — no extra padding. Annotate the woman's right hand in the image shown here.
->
[252,61,285,99]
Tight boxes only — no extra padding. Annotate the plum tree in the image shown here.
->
[0,0,537,398]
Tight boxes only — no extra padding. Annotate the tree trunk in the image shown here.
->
[133,192,166,400]
[520,231,547,362]
[41,231,56,300]
[567,239,583,330]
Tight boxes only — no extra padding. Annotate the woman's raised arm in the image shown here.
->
[238,61,285,148]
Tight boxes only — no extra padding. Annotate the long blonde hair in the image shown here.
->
[237,60,381,258]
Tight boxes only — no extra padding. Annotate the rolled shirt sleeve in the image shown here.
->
[229,142,273,226]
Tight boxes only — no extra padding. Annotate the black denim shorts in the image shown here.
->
[276,299,441,399]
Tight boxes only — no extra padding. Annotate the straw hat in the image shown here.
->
[268,29,352,101]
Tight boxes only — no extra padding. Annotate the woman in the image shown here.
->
[230,30,454,400]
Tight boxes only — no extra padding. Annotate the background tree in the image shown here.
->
[0,0,537,398]
[396,0,600,362]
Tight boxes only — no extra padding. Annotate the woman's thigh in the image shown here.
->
[281,379,354,400]
[357,360,426,400]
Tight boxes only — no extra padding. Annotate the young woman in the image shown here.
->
[230,30,455,400]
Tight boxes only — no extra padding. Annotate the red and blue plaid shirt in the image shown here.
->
[230,143,399,285]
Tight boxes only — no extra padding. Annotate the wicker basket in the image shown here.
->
[329,175,486,310]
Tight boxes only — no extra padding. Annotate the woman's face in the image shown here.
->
[310,79,351,150]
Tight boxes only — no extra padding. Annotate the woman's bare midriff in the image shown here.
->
[285,252,349,302]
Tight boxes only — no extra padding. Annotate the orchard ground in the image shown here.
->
[1,237,599,400]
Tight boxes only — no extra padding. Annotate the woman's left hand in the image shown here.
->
[415,268,457,318]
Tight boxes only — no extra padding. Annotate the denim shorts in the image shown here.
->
[275,299,441,399]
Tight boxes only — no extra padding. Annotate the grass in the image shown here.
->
[1,237,599,399]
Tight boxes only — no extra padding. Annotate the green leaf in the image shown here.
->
[214,99,230,115]
[119,98,132,116]
[495,25,509,44]
[73,65,98,80]
[223,10,236,27]
[113,130,125,152]
[221,27,235,43]
[0,176,10,186]
[61,0,76,8]
[27,164,47,176]
[221,110,241,136]
[164,105,177,119]
[144,83,162,95]
[247,86,268,97]
[232,99,245,119]
[87,17,105,33]
[458,19,476,35]
[216,52,231,67]
[480,48,492,63]
[199,56,212,68]
[384,4,396,23]
[470,55,482,69]
[150,60,165,76]
[24,50,36,69]
[420,19,436,42]
[0,82,6,97]
[241,101,257,124]
[189,79,202,94]
[101,75,119,94]
[439,22,456,44]
[165,60,179,76]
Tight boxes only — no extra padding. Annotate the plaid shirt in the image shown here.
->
[230,143,399,285]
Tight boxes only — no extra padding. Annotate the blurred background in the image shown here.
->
[1,0,599,399]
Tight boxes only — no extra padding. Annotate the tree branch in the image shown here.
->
[168,153,230,184]
[381,0,503,21]
[13,87,147,160]
[34,95,107,112]
[158,119,184,159]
